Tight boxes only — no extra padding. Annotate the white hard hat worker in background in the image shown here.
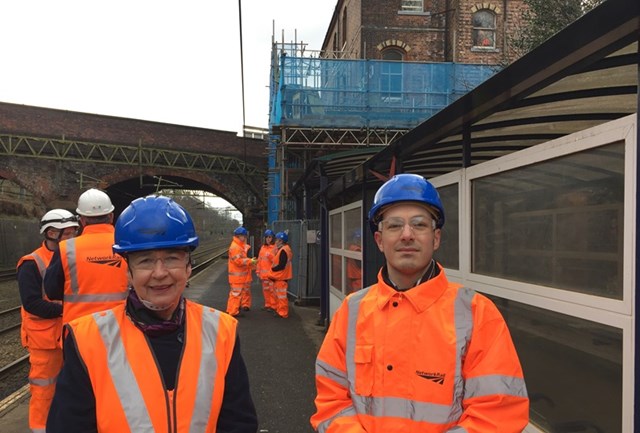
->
[17,208,79,432]
[46,195,258,433]
[311,174,529,433]
[76,188,115,217]
[43,188,128,325]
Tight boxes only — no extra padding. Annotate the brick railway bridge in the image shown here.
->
[0,101,268,231]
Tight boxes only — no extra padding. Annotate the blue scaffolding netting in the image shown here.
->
[267,50,501,223]
[270,55,500,129]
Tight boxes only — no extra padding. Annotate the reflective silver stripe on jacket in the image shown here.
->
[189,307,221,432]
[64,292,128,303]
[333,285,525,426]
[64,238,81,295]
[30,253,47,297]
[229,271,249,277]
[92,307,222,431]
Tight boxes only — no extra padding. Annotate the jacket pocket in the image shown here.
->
[354,344,374,396]
[23,318,62,350]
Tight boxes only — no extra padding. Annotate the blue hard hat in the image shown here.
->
[113,195,199,254]
[264,229,275,237]
[234,227,248,236]
[368,174,445,233]
[275,231,288,243]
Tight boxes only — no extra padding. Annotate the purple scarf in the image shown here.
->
[125,289,186,337]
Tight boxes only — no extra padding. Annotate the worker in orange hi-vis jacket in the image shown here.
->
[256,229,277,311]
[17,209,79,432]
[346,228,363,293]
[311,174,529,433]
[266,231,293,319]
[44,188,129,325]
[226,227,256,317]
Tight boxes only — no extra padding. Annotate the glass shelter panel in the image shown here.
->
[489,296,622,433]
[330,213,343,249]
[472,142,624,299]
[331,254,343,292]
[434,183,459,270]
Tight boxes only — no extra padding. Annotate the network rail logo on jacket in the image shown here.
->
[86,256,124,267]
[416,370,445,384]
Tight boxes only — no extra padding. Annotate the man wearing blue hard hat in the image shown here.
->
[226,226,256,317]
[312,174,528,433]
[266,231,293,318]
[47,195,257,433]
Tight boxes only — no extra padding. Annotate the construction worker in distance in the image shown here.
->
[46,195,258,433]
[256,229,277,311]
[266,231,293,319]
[346,228,363,292]
[226,226,256,317]
[17,209,79,432]
[44,188,128,325]
[311,174,529,433]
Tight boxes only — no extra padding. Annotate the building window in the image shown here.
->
[472,9,496,48]
[380,48,404,101]
[401,0,423,13]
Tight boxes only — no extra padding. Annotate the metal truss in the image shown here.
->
[0,133,265,176]
[280,126,409,149]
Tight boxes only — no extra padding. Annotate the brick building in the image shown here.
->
[321,0,527,65]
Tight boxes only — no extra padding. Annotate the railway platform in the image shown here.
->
[0,259,326,433]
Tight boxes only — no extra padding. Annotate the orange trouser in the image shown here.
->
[28,347,63,431]
[226,283,252,315]
[274,280,289,318]
[261,279,276,309]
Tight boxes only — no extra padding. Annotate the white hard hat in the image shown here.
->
[76,188,115,216]
[40,209,79,234]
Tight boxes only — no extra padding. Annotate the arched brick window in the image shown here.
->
[472,9,496,48]
[380,48,404,100]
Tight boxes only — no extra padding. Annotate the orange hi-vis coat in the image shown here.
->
[227,237,253,285]
[59,224,128,325]
[267,244,293,318]
[227,236,253,314]
[267,244,293,282]
[256,244,277,279]
[18,244,61,350]
[17,243,63,431]
[67,300,237,433]
[311,265,529,433]
[257,243,277,309]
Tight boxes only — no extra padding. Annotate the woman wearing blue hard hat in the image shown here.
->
[256,229,277,311]
[47,195,257,433]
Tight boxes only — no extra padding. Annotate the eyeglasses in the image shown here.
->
[379,216,435,234]
[129,252,190,271]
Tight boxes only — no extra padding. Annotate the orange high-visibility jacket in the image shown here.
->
[59,224,128,324]
[256,244,277,279]
[67,300,237,433]
[228,237,252,285]
[311,265,529,433]
[267,244,293,281]
[17,243,61,349]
